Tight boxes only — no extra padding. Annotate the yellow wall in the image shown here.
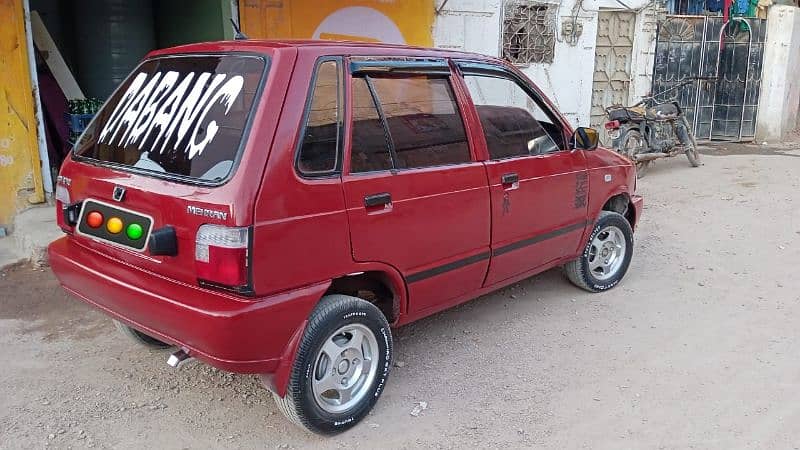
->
[0,0,44,228]
[239,0,434,46]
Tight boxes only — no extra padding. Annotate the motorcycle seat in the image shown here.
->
[608,106,646,122]
[646,103,680,120]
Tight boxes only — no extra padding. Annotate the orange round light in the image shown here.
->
[86,211,104,228]
[106,217,123,234]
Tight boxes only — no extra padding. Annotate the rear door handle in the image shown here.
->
[501,172,519,184]
[364,192,392,207]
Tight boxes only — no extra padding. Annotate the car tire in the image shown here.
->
[112,320,172,349]
[273,294,392,435]
[565,211,634,292]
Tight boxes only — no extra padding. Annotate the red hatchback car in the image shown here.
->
[49,40,642,434]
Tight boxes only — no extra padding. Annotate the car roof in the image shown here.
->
[148,39,501,63]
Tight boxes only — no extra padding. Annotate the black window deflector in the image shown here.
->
[350,59,450,75]
[455,60,507,76]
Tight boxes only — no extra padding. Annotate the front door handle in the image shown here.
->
[364,192,392,208]
[501,172,519,184]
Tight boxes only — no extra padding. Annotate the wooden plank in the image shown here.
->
[30,10,84,99]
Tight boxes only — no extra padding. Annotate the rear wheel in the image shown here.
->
[620,129,649,178]
[112,320,171,349]
[565,211,634,292]
[273,295,392,435]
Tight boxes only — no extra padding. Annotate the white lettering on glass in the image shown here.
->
[97,70,245,160]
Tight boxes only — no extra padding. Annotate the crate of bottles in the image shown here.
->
[66,98,103,134]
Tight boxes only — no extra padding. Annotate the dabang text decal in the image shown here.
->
[98,70,244,160]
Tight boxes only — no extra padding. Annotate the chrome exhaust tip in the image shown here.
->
[167,348,193,368]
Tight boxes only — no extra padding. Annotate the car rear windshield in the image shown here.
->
[73,54,266,183]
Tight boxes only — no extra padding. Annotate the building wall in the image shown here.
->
[156,0,234,48]
[0,0,45,230]
[434,0,660,128]
[239,0,658,128]
[239,0,434,46]
[756,5,800,142]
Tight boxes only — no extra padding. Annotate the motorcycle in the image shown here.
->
[604,79,701,178]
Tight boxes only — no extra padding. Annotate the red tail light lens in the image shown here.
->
[195,225,249,289]
[605,120,621,130]
[55,184,73,231]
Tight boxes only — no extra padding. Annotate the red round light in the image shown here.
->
[86,211,104,228]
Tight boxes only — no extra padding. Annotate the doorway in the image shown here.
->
[590,10,636,144]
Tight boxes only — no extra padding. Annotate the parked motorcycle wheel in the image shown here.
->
[678,118,700,167]
[620,129,649,178]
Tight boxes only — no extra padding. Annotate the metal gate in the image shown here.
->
[652,16,766,142]
[591,11,636,143]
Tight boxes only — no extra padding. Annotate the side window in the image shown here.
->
[463,74,564,159]
[350,74,472,173]
[350,77,393,173]
[370,76,471,169]
[297,60,341,175]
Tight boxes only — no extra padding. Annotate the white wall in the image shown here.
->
[433,0,660,128]
[756,5,800,142]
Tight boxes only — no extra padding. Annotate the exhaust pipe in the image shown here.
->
[167,348,193,368]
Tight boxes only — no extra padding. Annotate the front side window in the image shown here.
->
[297,59,342,175]
[464,74,564,159]
[350,74,471,173]
[74,54,265,182]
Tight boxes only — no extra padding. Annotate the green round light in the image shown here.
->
[126,223,144,240]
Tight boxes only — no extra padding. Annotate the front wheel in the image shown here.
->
[273,295,392,435]
[565,211,634,292]
[677,118,700,167]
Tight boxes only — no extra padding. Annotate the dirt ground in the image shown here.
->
[2,147,800,449]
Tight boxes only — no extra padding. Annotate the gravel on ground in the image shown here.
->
[2,148,800,449]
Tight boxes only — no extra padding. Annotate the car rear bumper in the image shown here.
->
[631,194,644,230]
[48,236,326,373]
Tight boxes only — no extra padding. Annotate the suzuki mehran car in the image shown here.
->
[49,40,643,434]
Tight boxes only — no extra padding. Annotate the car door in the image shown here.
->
[456,61,589,287]
[341,58,491,314]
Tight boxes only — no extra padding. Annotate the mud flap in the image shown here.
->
[259,320,308,397]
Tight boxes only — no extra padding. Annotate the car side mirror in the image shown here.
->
[571,127,599,150]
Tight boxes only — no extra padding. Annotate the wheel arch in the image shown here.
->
[601,192,637,229]
[323,270,404,325]
[265,264,406,398]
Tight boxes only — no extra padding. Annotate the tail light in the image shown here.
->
[55,184,71,205]
[55,185,82,232]
[604,120,621,130]
[195,224,250,291]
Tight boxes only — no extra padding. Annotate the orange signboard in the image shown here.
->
[239,0,434,46]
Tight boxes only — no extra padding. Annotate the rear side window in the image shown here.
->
[297,59,342,175]
[464,74,564,159]
[350,74,471,173]
[73,54,266,182]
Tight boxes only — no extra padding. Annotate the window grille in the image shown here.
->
[502,1,557,64]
